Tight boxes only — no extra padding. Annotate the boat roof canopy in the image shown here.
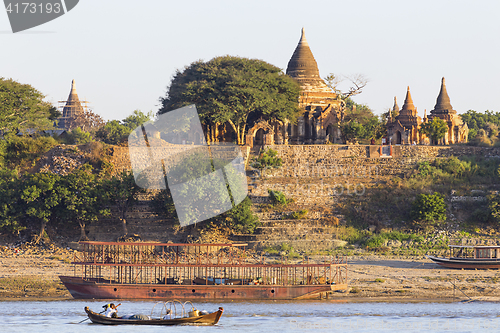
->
[449,245,500,249]
[79,241,248,247]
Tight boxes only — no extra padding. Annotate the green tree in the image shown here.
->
[56,164,110,240]
[0,169,24,234]
[0,78,58,135]
[340,98,383,142]
[488,193,500,224]
[95,120,129,144]
[96,110,153,145]
[410,192,447,229]
[122,110,153,130]
[67,127,93,144]
[419,118,448,144]
[18,172,61,244]
[225,197,259,233]
[159,56,301,145]
[340,121,366,143]
[150,185,177,223]
[1,136,58,170]
[102,170,145,235]
[461,109,500,146]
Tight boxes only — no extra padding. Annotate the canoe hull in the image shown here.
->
[60,276,345,300]
[84,306,223,325]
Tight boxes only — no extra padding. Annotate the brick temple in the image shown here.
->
[386,77,468,145]
[246,28,344,147]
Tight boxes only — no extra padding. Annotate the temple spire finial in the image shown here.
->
[299,27,309,46]
[392,96,400,115]
[286,28,322,81]
[401,86,415,112]
[433,76,453,112]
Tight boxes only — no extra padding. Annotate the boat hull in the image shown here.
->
[427,255,500,269]
[60,276,345,300]
[84,306,223,325]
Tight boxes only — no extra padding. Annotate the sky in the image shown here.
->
[1,0,499,122]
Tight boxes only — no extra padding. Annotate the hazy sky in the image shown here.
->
[1,0,499,122]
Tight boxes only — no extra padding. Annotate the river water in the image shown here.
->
[1,300,499,333]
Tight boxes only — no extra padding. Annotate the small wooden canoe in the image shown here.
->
[84,306,223,325]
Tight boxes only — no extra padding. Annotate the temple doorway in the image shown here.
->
[254,128,265,146]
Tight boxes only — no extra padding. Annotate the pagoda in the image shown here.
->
[386,87,422,144]
[286,28,344,144]
[427,77,468,144]
[58,80,86,130]
[246,28,344,147]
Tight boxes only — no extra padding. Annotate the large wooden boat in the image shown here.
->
[59,241,348,300]
[84,301,223,325]
[427,245,500,269]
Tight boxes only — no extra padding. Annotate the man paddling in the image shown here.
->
[103,303,121,318]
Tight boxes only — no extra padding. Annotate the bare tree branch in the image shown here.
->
[325,73,369,99]
[68,109,106,132]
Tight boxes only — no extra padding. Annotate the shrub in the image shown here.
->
[382,231,424,243]
[3,136,58,168]
[268,189,290,206]
[282,209,308,220]
[280,243,300,259]
[291,209,308,219]
[364,235,386,249]
[251,148,282,170]
[410,192,447,224]
[335,226,368,244]
[488,193,500,225]
[67,127,93,144]
[226,197,260,233]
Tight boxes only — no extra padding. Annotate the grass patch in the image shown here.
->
[48,255,72,264]
[264,243,301,259]
[349,287,361,294]
[282,209,308,220]
[0,276,62,293]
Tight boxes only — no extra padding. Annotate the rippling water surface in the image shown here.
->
[1,300,499,333]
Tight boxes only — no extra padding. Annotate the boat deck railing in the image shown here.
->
[70,241,347,287]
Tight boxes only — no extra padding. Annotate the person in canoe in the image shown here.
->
[103,303,121,318]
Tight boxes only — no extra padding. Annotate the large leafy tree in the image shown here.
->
[122,110,154,130]
[55,164,110,240]
[159,56,301,145]
[0,169,24,234]
[0,78,59,135]
[339,98,384,143]
[18,172,61,244]
[102,170,145,235]
[461,109,500,145]
[419,117,448,144]
[410,192,447,230]
[96,110,153,145]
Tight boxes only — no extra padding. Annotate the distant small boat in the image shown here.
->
[84,301,223,326]
[427,245,500,269]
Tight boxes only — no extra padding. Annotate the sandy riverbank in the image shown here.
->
[1,245,500,302]
[337,256,500,302]
[0,244,75,299]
